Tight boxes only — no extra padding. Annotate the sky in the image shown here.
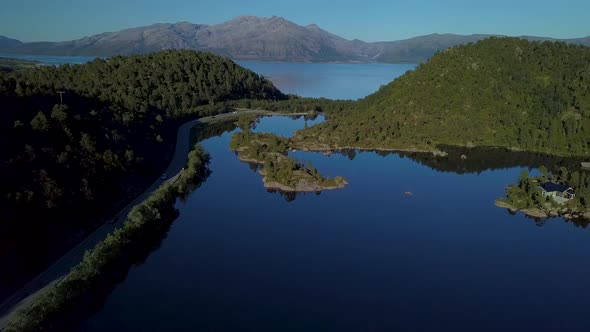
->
[1,0,589,42]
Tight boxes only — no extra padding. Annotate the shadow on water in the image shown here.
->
[40,171,214,331]
[189,119,239,145]
[266,188,322,202]
[333,145,586,174]
[517,211,590,229]
[62,210,180,331]
[328,146,590,228]
[9,119,225,330]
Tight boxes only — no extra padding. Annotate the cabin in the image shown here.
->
[539,182,575,204]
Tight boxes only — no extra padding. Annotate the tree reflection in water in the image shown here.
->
[266,188,321,202]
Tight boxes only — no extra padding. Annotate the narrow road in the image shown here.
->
[0,111,254,326]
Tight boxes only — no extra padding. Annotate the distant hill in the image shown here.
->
[293,37,590,157]
[374,33,498,63]
[0,16,382,62]
[0,35,22,49]
[375,33,590,63]
[1,16,589,63]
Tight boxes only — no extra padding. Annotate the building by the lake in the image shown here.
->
[540,182,575,204]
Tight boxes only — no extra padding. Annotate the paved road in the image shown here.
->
[0,109,306,327]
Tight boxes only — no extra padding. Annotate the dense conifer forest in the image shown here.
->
[294,38,590,157]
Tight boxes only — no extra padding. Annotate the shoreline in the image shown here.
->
[290,143,437,155]
[290,140,589,159]
[494,199,590,221]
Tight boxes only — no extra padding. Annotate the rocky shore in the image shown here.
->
[495,199,590,221]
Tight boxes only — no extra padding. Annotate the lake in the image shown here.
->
[0,54,414,100]
[78,114,590,332]
[237,61,415,100]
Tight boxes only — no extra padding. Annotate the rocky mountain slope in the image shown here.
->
[1,16,589,63]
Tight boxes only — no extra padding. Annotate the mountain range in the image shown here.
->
[1,16,589,63]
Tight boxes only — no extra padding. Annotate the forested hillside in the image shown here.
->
[293,38,590,156]
[0,50,284,300]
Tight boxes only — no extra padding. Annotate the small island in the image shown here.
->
[230,130,348,192]
[496,167,590,221]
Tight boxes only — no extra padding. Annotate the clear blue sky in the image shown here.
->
[2,0,589,42]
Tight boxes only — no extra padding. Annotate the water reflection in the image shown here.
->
[515,211,590,229]
[331,146,585,174]
[266,188,322,202]
[326,147,590,227]
[60,209,180,331]
[189,119,238,144]
[239,158,262,173]
[47,166,211,330]
[193,117,589,225]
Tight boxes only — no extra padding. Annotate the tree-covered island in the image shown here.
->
[496,166,590,221]
[229,130,348,192]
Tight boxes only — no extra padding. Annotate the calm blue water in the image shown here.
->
[237,61,415,100]
[0,54,413,99]
[80,115,590,332]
